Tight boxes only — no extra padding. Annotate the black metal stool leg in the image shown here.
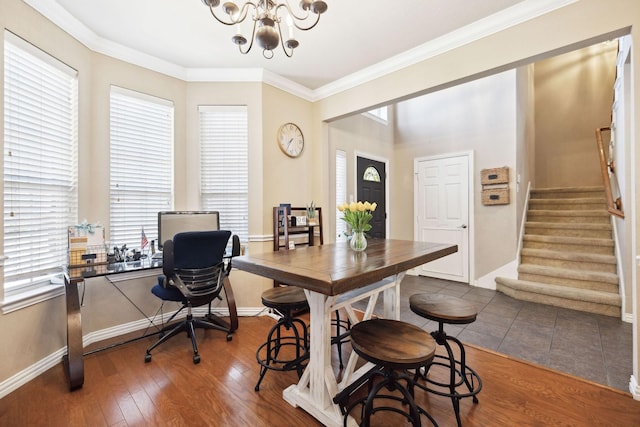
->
[416,321,482,427]
[255,308,309,391]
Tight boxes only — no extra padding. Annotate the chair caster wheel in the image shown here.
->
[226,334,233,341]
[193,355,201,364]
[145,353,151,363]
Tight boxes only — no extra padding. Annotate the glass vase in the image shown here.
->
[349,231,367,252]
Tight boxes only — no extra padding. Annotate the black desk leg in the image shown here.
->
[64,275,84,390]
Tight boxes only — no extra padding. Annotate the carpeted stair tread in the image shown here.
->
[523,234,613,248]
[530,186,605,198]
[529,197,606,205]
[495,277,621,317]
[495,277,620,305]
[521,248,616,265]
[518,264,618,283]
[527,209,609,217]
[529,196,605,202]
[525,221,611,231]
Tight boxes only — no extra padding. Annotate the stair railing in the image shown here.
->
[595,126,624,218]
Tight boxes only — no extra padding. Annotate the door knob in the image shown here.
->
[458,224,467,229]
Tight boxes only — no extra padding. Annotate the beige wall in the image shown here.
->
[515,65,536,225]
[327,112,395,240]
[392,70,518,279]
[534,43,618,188]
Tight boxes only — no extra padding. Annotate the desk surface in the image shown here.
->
[67,257,162,281]
[233,238,457,296]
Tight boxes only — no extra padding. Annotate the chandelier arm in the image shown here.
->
[276,19,294,58]
[276,2,310,22]
[276,5,322,31]
[291,12,322,31]
[207,1,257,26]
[238,18,258,54]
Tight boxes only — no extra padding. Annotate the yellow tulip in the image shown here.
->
[349,202,357,212]
[364,201,372,211]
[357,202,366,212]
[337,204,345,212]
[370,202,377,211]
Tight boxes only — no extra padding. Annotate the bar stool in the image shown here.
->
[254,286,309,391]
[409,294,482,427]
[332,309,351,369]
[339,318,439,427]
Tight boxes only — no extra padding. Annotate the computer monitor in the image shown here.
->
[157,211,220,250]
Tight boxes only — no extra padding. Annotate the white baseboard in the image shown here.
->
[474,260,518,289]
[0,306,265,399]
[0,347,66,399]
[630,374,640,400]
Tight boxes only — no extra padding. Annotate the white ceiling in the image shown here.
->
[26,0,574,97]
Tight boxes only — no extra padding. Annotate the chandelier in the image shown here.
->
[201,0,328,58]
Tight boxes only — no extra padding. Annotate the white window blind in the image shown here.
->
[110,86,173,250]
[336,150,347,240]
[3,31,78,289]
[199,105,248,242]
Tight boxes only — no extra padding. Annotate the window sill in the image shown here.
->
[1,283,65,314]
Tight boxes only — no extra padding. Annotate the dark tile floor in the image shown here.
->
[357,275,634,392]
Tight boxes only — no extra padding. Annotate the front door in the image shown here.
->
[415,153,470,282]
[357,156,386,238]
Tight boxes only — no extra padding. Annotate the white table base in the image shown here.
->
[283,272,405,427]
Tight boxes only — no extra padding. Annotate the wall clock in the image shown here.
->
[277,122,304,158]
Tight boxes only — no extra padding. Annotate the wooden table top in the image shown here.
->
[234,239,457,296]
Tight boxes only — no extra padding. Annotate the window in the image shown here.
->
[336,150,347,240]
[363,166,381,182]
[199,106,248,243]
[362,106,388,124]
[3,31,78,294]
[110,86,173,250]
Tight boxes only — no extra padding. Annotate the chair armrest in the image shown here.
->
[224,234,241,276]
[166,276,191,297]
[232,234,241,257]
[162,239,174,278]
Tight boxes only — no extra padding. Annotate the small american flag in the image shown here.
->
[141,227,148,249]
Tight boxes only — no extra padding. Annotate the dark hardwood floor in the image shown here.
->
[1,315,638,426]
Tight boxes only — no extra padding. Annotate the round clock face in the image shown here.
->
[277,122,304,158]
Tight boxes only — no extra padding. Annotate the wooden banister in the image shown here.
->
[595,126,624,218]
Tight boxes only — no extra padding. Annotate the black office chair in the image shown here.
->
[144,230,238,364]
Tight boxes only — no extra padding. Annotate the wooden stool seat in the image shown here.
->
[261,285,308,310]
[350,318,436,368]
[409,294,477,325]
[255,286,309,391]
[409,293,482,427]
[340,319,439,426]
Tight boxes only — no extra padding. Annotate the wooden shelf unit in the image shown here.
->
[272,206,323,252]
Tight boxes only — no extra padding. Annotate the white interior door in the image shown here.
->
[415,154,470,282]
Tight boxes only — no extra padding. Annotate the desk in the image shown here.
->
[234,238,457,427]
[63,257,238,390]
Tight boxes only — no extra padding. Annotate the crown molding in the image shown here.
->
[24,0,576,102]
[313,0,577,100]
[185,67,264,83]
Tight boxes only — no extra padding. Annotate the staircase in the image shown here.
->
[495,186,621,317]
